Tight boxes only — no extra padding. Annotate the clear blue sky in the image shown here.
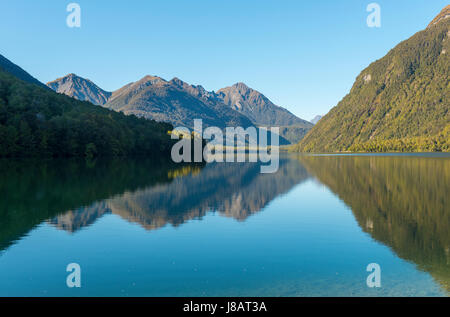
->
[0,0,447,120]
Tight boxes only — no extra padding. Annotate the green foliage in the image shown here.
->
[85,143,98,158]
[293,19,450,153]
[0,69,175,157]
[348,125,450,152]
[299,155,450,292]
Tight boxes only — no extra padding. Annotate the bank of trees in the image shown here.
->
[348,126,450,152]
[293,19,450,153]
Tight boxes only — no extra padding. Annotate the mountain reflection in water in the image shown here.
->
[47,158,309,232]
[298,154,450,293]
[0,157,309,247]
[0,154,448,295]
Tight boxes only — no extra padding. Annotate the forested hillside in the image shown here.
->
[0,67,174,157]
[293,10,449,153]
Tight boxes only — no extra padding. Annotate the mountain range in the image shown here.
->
[48,158,309,233]
[2,5,448,154]
[0,156,309,253]
[105,75,253,129]
[293,6,450,152]
[46,73,312,143]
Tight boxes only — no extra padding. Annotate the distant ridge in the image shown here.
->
[310,115,322,125]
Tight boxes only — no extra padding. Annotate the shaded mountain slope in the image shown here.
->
[0,53,48,89]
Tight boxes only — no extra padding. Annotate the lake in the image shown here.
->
[0,153,448,296]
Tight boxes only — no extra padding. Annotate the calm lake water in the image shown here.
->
[0,154,448,296]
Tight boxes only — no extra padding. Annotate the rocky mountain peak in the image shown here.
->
[170,77,213,100]
[217,83,311,129]
[139,75,166,85]
[232,82,250,91]
[47,73,111,105]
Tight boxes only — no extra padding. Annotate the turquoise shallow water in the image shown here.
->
[0,154,448,296]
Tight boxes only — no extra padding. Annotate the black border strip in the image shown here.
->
[0,297,447,312]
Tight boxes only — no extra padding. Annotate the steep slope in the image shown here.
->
[47,73,111,105]
[0,54,48,89]
[105,76,253,128]
[293,7,450,153]
[0,56,174,157]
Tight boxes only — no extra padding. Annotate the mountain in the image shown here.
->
[293,7,450,153]
[217,82,313,143]
[310,115,322,124]
[104,76,253,128]
[217,82,310,127]
[0,55,174,158]
[0,54,48,89]
[47,73,111,105]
